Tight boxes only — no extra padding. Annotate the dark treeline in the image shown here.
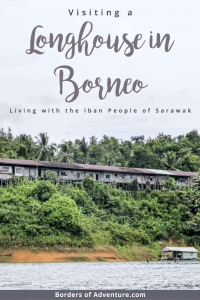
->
[1,128,200,171]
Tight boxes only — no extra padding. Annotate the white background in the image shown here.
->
[0,0,199,143]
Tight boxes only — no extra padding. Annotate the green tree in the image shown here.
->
[80,137,88,163]
[31,180,56,202]
[41,194,82,232]
[161,151,182,170]
[35,133,57,161]
[15,134,35,159]
[128,147,162,169]
[57,141,74,163]
[43,170,60,184]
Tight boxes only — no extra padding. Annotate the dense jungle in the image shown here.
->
[0,128,200,260]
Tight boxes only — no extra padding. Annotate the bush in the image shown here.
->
[43,170,60,184]
[30,180,56,202]
[0,175,199,248]
[59,183,97,214]
[41,194,82,232]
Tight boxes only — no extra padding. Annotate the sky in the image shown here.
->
[0,0,200,144]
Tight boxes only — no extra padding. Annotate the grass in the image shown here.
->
[116,244,159,261]
[0,257,9,263]
[63,255,91,262]
[96,256,105,261]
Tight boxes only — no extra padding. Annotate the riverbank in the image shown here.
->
[1,177,200,263]
[0,245,159,263]
[0,246,124,263]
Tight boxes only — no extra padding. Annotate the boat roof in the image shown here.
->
[162,247,198,253]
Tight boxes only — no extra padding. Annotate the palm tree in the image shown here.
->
[161,151,182,170]
[15,134,35,159]
[182,174,200,215]
[0,149,18,159]
[57,142,74,163]
[80,137,88,163]
[130,135,144,143]
[34,133,57,161]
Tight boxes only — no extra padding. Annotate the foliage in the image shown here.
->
[41,194,82,232]
[0,174,200,248]
[57,142,74,163]
[34,132,56,161]
[1,126,200,249]
[161,151,182,170]
[1,128,200,172]
[30,180,57,202]
[43,170,60,184]
[128,147,162,169]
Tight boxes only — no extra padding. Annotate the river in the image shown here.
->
[0,261,200,290]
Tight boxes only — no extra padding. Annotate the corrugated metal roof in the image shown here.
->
[0,158,41,166]
[77,164,122,172]
[39,161,84,170]
[117,167,142,174]
[78,165,145,174]
[133,168,156,174]
[167,170,198,177]
[0,158,197,177]
[147,169,174,175]
[162,247,198,253]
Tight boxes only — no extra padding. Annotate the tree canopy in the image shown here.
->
[1,128,200,171]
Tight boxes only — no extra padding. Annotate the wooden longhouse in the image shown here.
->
[0,158,197,190]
